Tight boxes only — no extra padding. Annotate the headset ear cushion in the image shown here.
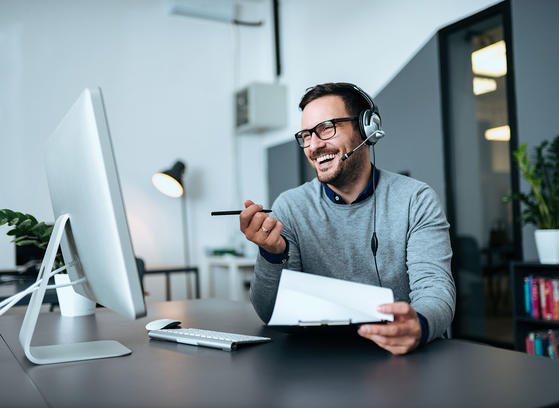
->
[359,110,370,141]
[361,109,379,143]
[371,112,381,129]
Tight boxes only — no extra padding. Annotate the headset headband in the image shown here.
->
[336,82,379,117]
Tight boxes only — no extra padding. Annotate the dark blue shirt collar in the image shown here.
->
[323,164,380,204]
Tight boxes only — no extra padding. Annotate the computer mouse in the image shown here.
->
[145,318,182,331]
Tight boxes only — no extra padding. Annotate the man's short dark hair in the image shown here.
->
[298,82,370,118]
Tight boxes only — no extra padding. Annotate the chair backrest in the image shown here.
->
[455,235,481,274]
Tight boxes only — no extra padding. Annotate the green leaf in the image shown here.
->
[1,209,16,218]
[41,225,53,239]
[14,239,39,246]
[505,135,559,228]
[26,214,38,224]
[30,223,43,234]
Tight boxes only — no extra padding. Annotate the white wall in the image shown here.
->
[0,0,260,300]
[0,0,500,299]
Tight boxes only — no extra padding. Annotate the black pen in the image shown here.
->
[211,209,272,216]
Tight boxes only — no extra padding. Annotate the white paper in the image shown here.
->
[268,269,394,326]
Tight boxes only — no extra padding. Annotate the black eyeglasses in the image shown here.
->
[294,117,357,148]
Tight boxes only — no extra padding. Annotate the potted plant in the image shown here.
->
[503,135,559,263]
[0,209,95,316]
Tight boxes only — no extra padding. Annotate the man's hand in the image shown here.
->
[357,302,422,355]
[240,200,286,254]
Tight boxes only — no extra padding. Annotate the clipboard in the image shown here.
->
[269,319,388,335]
[266,269,394,329]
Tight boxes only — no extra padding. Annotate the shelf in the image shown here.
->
[516,316,559,326]
[511,261,559,269]
[511,262,559,352]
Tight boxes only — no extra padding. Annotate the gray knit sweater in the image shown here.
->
[249,169,456,342]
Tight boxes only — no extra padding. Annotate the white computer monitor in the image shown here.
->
[19,88,146,365]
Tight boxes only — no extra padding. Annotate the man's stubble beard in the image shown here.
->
[314,143,369,188]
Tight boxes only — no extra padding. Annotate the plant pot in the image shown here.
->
[534,229,559,264]
[54,274,96,317]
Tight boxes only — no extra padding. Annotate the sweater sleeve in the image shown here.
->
[249,193,302,323]
[406,185,456,342]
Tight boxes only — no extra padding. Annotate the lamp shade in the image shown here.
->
[152,161,186,198]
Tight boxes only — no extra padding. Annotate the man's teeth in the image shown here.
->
[316,154,336,164]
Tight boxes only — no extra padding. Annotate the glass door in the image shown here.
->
[439,3,521,346]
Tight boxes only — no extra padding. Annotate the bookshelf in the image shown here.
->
[510,261,559,352]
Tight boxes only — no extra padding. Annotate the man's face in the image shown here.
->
[301,95,363,185]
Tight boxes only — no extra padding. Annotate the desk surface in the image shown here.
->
[0,299,558,408]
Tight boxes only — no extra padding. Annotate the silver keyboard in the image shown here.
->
[148,328,271,351]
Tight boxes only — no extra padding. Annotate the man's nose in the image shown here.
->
[307,131,326,151]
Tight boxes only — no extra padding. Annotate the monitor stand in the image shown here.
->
[18,214,132,365]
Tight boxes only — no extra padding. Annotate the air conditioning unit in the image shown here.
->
[235,82,287,134]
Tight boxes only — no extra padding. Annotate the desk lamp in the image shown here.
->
[152,160,191,277]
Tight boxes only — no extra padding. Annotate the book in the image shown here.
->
[526,330,559,358]
[524,276,531,315]
[526,333,535,355]
[553,279,559,321]
[549,330,559,359]
[539,278,548,320]
[531,277,540,319]
[534,333,544,356]
[545,279,554,320]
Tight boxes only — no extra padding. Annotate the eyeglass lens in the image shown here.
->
[296,121,336,147]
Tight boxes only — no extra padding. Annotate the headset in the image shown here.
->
[338,82,384,146]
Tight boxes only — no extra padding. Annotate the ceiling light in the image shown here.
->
[473,77,497,95]
[471,40,507,77]
[485,125,510,141]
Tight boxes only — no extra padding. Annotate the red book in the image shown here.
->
[553,279,559,321]
[546,279,554,321]
[526,333,535,355]
[531,278,540,319]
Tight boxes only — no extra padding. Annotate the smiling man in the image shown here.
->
[240,82,455,355]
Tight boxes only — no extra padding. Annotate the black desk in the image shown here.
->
[0,299,558,407]
[0,334,47,407]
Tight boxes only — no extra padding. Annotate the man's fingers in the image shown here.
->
[239,201,285,253]
[358,303,421,355]
[367,334,416,348]
[377,302,414,316]
[358,331,417,354]
[239,202,263,231]
[359,323,403,337]
[247,211,267,234]
[260,217,277,233]
[262,221,285,252]
[379,344,411,356]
